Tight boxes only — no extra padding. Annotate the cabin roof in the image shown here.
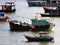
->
[1,5,15,6]
[1,2,15,7]
[5,2,14,4]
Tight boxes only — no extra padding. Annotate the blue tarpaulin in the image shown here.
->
[0,12,4,17]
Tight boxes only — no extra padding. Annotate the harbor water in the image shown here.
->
[0,0,60,45]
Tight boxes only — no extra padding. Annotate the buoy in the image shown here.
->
[31,26,35,29]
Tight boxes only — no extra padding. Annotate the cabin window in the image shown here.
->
[52,1,56,3]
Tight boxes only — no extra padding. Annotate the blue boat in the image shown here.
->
[27,0,57,7]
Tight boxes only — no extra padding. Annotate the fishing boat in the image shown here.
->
[24,32,54,42]
[8,18,55,31]
[27,0,57,7]
[0,2,16,13]
[8,13,55,31]
[41,6,60,17]
[0,12,9,21]
[30,13,55,31]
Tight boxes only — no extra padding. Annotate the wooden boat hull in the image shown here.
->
[25,35,53,41]
[44,7,54,13]
[41,14,60,17]
[0,9,16,13]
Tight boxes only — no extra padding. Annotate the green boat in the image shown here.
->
[25,32,54,41]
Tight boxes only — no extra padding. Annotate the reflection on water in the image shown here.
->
[0,0,60,45]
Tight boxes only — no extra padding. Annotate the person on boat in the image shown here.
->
[35,13,41,20]
[39,32,50,38]
[3,6,7,11]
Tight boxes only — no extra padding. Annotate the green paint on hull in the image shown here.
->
[31,19,50,26]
